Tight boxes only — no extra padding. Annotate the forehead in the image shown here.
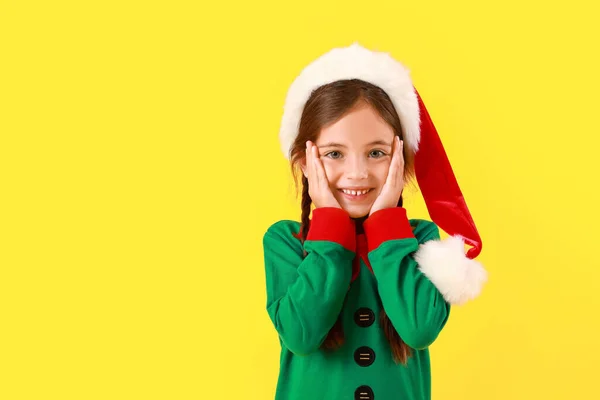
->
[317,104,395,146]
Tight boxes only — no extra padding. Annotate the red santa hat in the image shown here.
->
[278,43,487,305]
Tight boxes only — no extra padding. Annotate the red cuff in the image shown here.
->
[306,207,356,252]
[363,207,415,252]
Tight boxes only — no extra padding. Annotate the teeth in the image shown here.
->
[342,189,370,195]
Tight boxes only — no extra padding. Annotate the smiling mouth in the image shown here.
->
[338,188,373,196]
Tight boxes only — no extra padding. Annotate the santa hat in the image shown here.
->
[278,43,487,305]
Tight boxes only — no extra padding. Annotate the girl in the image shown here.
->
[263,43,487,400]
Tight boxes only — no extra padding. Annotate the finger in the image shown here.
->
[312,144,324,189]
[306,141,314,183]
[392,137,404,183]
[386,137,399,186]
[314,146,329,190]
[398,138,405,167]
[396,139,405,186]
[304,142,309,177]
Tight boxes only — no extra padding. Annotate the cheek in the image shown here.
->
[322,162,339,183]
[372,163,390,186]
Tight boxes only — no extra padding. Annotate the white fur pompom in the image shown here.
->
[414,236,488,305]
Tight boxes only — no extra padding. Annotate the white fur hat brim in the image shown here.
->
[279,43,421,159]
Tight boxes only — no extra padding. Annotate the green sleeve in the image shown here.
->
[363,207,450,350]
[263,207,356,356]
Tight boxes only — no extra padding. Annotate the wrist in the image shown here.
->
[364,207,415,252]
[307,207,355,252]
[369,204,393,216]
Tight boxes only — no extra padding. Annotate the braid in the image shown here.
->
[300,175,311,255]
[299,174,345,350]
[377,194,414,365]
[380,309,412,364]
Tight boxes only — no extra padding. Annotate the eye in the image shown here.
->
[324,151,342,159]
[369,149,387,158]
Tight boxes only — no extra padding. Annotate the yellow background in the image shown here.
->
[2,0,599,399]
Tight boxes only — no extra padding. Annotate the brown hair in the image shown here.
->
[288,79,417,364]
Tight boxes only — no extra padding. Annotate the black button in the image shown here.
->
[355,385,374,400]
[354,308,375,327]
[354,346,375,367]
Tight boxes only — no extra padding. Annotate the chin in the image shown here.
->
[344,207,370,219]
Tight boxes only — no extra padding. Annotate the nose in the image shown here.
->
[346,155,368,180]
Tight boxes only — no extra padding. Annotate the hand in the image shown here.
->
[304,141,342,209]
[369,136,405,216]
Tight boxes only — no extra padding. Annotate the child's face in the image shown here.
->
[315,103,396,219]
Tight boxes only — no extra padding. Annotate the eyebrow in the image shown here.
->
[318,140,393,149]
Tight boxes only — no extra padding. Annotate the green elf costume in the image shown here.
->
[263,43,488,400]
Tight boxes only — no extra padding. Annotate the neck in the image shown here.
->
[352,215,368,234]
